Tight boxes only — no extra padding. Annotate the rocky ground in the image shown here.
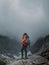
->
[0,54,49,65]
[7,55,49,65]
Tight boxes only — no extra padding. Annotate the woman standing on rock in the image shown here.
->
[21,33,30,59]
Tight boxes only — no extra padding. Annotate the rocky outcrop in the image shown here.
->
[40,42,49,60]
[38,35,49,60]
[8,55,49,65]
[30,35,49,61]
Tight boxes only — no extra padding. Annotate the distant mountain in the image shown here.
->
[30,37,44,54]
[30,35,49,54]
[0,35,20,56]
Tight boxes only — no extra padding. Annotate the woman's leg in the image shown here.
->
[24,47,27,59]
[21,46,24,59]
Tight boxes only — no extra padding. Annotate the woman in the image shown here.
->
[21,33,30,59]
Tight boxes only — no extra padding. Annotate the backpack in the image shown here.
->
[25,38,30,46]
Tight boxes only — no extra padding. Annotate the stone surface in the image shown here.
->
[8,55,48,65]
[41,42,49,60]
[0,60,6,65]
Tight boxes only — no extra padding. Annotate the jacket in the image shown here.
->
[21,35,27,46]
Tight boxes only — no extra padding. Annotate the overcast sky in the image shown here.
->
[0,0,49,42]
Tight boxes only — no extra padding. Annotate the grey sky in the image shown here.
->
[0,0,49,42]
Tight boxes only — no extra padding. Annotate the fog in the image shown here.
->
[0,0,49,42]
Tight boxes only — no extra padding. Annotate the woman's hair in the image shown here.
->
[23,33,29,38]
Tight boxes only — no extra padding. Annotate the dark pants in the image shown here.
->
[21,46,27,58]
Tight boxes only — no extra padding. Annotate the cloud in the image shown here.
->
[0,0,49,42]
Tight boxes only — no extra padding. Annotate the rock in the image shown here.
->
[8,55,48,65]
[0,60,6,65]
[9,59,33,65]
[29,55,48,64]
[41,42,49,60]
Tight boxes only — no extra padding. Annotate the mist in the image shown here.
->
[0,0,49,43]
